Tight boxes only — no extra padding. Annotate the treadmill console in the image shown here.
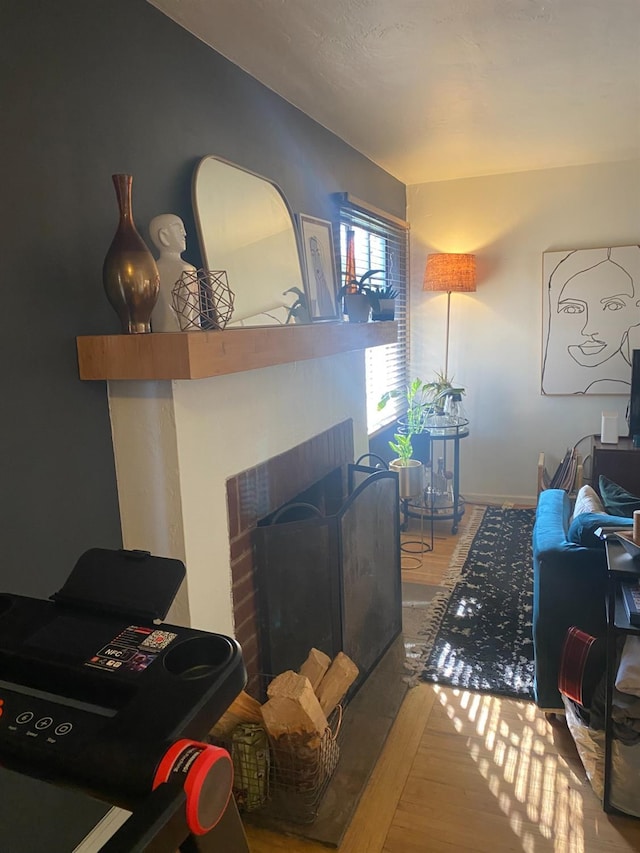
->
[0,548,246,815]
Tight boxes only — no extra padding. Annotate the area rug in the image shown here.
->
[407,504,536,698]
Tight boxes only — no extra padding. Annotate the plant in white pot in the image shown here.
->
[388,432,424,499]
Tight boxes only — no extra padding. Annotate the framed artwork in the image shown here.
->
[297,214,340,321]
[541,245,640,395]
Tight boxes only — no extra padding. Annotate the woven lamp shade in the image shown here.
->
[424,253,476,293]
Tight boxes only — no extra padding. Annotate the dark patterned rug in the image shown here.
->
[410,505,536,698]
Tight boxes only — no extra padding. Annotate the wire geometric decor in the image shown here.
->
[171,269,235,331]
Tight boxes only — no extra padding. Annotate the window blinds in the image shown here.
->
[336,198,409,434]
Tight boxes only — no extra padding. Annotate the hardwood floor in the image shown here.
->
[245,505,640,852]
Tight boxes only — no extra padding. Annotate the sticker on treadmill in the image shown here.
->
[86,650,158,674]
[85,625,175,673]
[139,629,178,651]
[95,644,136,663]
[86,655,128,672]
[124,651,158,673]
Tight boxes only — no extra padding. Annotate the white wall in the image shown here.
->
[107,351,368,635]
[408,159,640,504]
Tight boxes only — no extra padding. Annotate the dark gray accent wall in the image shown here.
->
[0,0,405,600]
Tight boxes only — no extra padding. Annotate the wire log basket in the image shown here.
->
[211,701,343,825]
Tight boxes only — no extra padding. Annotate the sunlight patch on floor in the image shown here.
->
[434,685,586,852]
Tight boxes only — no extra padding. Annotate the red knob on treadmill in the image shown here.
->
[153,739,233,835]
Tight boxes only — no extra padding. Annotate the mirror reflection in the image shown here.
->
[192,155,307,327]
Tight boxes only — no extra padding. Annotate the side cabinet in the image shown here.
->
[592,436,640,496]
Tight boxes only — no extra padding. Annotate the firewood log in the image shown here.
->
[299,647,331,691]
[263,671,334,793]
[263,671,328,740]
[209,689,264,740]
[315,652,359,716]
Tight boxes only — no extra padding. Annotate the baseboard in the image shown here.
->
[464,492,537,508]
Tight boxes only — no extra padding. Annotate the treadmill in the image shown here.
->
[0,547,249,852]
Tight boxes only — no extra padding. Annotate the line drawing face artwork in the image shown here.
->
[541,245,640,395]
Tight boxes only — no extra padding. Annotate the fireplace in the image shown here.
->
[226,420,401,689]
[101,375,406,847]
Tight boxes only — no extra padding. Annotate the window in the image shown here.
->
[335,195,409,434]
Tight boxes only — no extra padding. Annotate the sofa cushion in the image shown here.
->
[572,484,605,519]
[599,475,640,517]
[568,511,633,549]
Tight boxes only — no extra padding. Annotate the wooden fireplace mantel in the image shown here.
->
[76,321,398,381]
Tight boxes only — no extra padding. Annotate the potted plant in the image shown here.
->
[388,432,424,498]
[377,377,431,462]
[379,373,465,424]
[418,371,467,432]
[378,373,467,459]
[420,370,466,415]
[370,285,398,321]
[339,269,384,323]
[379,377,430,434]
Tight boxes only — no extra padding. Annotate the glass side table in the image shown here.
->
[403,421,469,535]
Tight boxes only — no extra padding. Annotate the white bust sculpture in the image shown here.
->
[149,213,198,332]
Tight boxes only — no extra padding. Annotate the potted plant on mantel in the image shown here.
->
[388,432,424,499]
[339,269,384,323]
[370,285,398,321]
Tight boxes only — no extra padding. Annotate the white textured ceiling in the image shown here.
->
[149,0,640,185]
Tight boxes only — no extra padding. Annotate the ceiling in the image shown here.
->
[149,0,640,185]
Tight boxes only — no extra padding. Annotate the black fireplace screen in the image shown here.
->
[253,466,401,693]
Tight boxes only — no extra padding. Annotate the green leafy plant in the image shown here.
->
[388,432,413,465]
[420,370,465,411]
[378,373,466,431]
[378,377,430,435]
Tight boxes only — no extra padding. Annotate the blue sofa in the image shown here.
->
[532,488,631,710]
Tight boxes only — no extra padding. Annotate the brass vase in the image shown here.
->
[102,174,160,334]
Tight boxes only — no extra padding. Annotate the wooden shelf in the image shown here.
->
[76,321,398,381]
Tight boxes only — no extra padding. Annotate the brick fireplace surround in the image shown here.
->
[226,419,354,685]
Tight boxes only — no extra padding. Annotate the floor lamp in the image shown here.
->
[423,253,477,379]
